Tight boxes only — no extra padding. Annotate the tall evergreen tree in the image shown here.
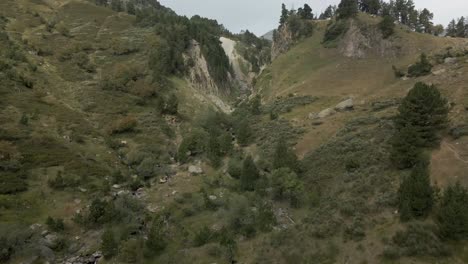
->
[446,19,458,37]
[101,229,118,259]
[301,4,314,20]
[436,183,468,240]
[319,5,335,20]
[418,8,434,34]
[391,124,422,169]
[456,17,467,38]
[398,158,434,221]
[395,82,449,147]
[337,0,358,20]
[272,138,299,172]
[240,156,259,191]
[280,3,289,26]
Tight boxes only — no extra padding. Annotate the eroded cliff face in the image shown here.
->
[185,40,220,95]
[339,20,399,59]
[271,25,294,60]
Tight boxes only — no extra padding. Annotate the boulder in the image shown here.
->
[432,68,446,76]
[188,165,203,175]
[335,98,354,111]
[317,108,336,119]
[444,57,457,64]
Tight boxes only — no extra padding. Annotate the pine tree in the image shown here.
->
[398,158,434,221]
[240,156,259,191]
[236,119,252,146]
[446,19,457,37]
[280,4,289,26]
[272,138,299,172]
[418,8,434,34]
[126,1,136,15]
[319,5,335,20]
[391,124,422,169]
[379,15,395,39]
[145,215,167,256]
[407,53,433,77]
[101,229,118,259]
[337,0,358,20]
[395,82,448,147]
[436,183,468,240]
[301,4,314,20]
[456,17,466,38]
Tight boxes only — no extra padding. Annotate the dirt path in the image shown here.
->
[441,140,468,164]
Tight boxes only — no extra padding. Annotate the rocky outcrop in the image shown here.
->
[339,20,399,59]
[335,98,354,111]
[271,26,294,60]
[185,40,220,95]
[220,37,255,91]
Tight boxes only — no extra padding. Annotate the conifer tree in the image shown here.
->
[446,19,457,37]
[272,138,299,172]
[337,0,358,20]
[101,229,118,259]
[398,158,434,221]
[395,82,448,147]
[391,124,422,169]
[436,183,468,240]
[240,156,259,191]
[280,4,289,26]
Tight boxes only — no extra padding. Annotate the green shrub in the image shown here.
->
[107,116,138,135]
[323,20,348,45]
[193,226,214,247]
[0,174,27,194]
[407,53,432,77]
[271,168,304,207]
[46,217,65,232]
[101,229,118,259]
[436,183,468,240]
[390,223,450,257]
[379,16,395,39]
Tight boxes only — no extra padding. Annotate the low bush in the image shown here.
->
[107,116,138,135]
[407,53,432,77]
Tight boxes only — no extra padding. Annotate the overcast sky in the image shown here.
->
[159,0,468,36]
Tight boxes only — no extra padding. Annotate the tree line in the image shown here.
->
[446,17,468,38]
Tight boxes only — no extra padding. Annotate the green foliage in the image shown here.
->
[286,14,314,40]
[407,53,433,77]
[0,173,27,194]
[337,0,358,20]
[387,223,450,258]
[46,217,65,232]
[436,183,468,240]
[144,215,167,256]
[395,82,448,147]
[240,156,259,191]
[249,95,262,115]
[398,159,434,221]
[323,19,349,45]
[101,229,118,259]
[272,138,299,172]
[379,15,395,39]
[271,168,304,207]
[227,156,243,179]
[193,226,214,247]
[235,118,252,146]
[120,239,141,263]
[390,125,422,169]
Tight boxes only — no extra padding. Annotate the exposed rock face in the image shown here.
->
[185,40,219,95]
[339,20,398,59]
[271,25,294,60]
[220,37,253,91]
[444,57,458,64]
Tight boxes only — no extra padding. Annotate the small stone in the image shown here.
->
[112,184,121,189]
[78,187,87,193]
[208,195,217,201]
[432,68,446,75]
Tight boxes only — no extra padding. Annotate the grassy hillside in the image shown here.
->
[2,1,468,263]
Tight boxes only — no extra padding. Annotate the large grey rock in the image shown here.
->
[335,98,354,111]
[432,68,446,76]
[309,108,336,120]
[188,165,203,175]
[444,57,457,64]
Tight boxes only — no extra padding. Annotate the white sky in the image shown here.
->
[159,0,468,36]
